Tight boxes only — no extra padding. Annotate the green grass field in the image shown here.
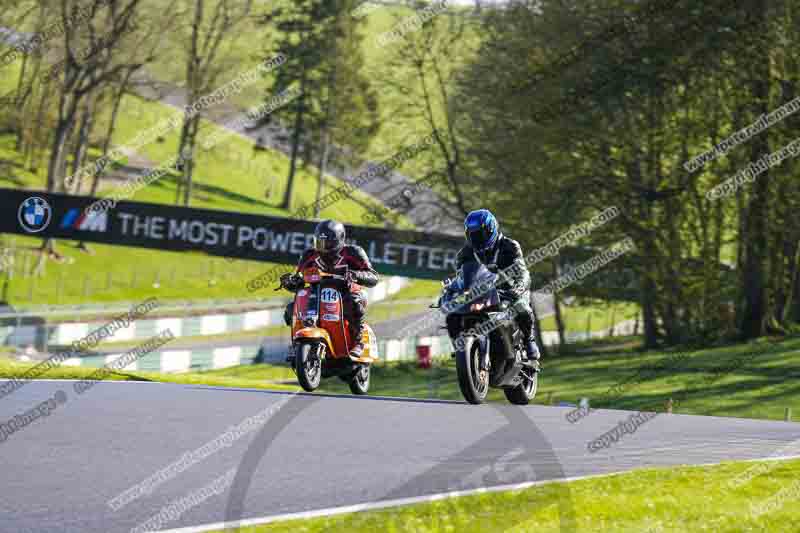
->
[538,300,640,332]
[219,458,800,532]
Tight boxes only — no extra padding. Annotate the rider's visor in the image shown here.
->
[466,225,493,251]
[313,235,337,253]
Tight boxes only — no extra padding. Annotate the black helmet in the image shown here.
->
[313,219,345,255]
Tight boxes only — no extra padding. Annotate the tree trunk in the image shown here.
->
[14,48,30,151]
[90,72,135,197]
[739,0,770,340]
[640,267,659,349]
[314,130,330,219]
[181,116,200,206]
[551,258,566,348]
[781,238,800,323]
[69,96,96,195]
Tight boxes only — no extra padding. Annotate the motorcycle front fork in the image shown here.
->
[477,337,490,372]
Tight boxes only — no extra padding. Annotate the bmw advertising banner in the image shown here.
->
[5,188,465,280]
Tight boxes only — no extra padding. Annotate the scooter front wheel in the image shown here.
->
[348,365,370,395]
[295,343,322,392]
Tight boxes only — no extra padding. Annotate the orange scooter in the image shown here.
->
[277,267,379,394]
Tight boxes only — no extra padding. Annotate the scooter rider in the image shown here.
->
[456,209,541,361]
[282,220,379,358]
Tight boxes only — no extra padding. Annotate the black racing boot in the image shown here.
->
[526,339,541,361]
[349,319,366,358]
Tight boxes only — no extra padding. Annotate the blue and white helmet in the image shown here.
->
[464,209,500,258]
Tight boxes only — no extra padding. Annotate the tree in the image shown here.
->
[261,0,378,212]
[174,0,253,206]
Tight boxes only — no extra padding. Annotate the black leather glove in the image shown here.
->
[497,288,516,303]
[282,273,304,291]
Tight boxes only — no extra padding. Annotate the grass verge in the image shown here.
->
[4,335,799,422]
[217,458,800,532]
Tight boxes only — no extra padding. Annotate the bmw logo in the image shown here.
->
[18,197,52,233]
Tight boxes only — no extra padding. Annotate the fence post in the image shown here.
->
[786,407,792,422]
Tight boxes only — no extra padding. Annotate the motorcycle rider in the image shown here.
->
[456,209,541,361]
[282,220,379,358]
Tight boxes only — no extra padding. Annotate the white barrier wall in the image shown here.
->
[160,350,192,373]
[201,315,228,336]
[105,353,138,371]
[42,276,411,346]
[213,346,242,369]
[56,323,88,345]
[156,318,183,338]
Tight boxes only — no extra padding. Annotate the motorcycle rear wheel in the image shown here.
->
[455,336,489,404]
[295,343,322,392]
[504,366,537,405]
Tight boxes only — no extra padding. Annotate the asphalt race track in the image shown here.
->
[2,380,800,533]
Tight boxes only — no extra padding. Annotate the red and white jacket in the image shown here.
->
[295,245,380,291]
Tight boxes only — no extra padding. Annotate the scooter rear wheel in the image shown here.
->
[295,343,322,392]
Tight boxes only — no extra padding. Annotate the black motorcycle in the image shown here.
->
[435,261,539,405]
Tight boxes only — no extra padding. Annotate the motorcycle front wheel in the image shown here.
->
[295,343,322,392]
[455,336,489,404]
